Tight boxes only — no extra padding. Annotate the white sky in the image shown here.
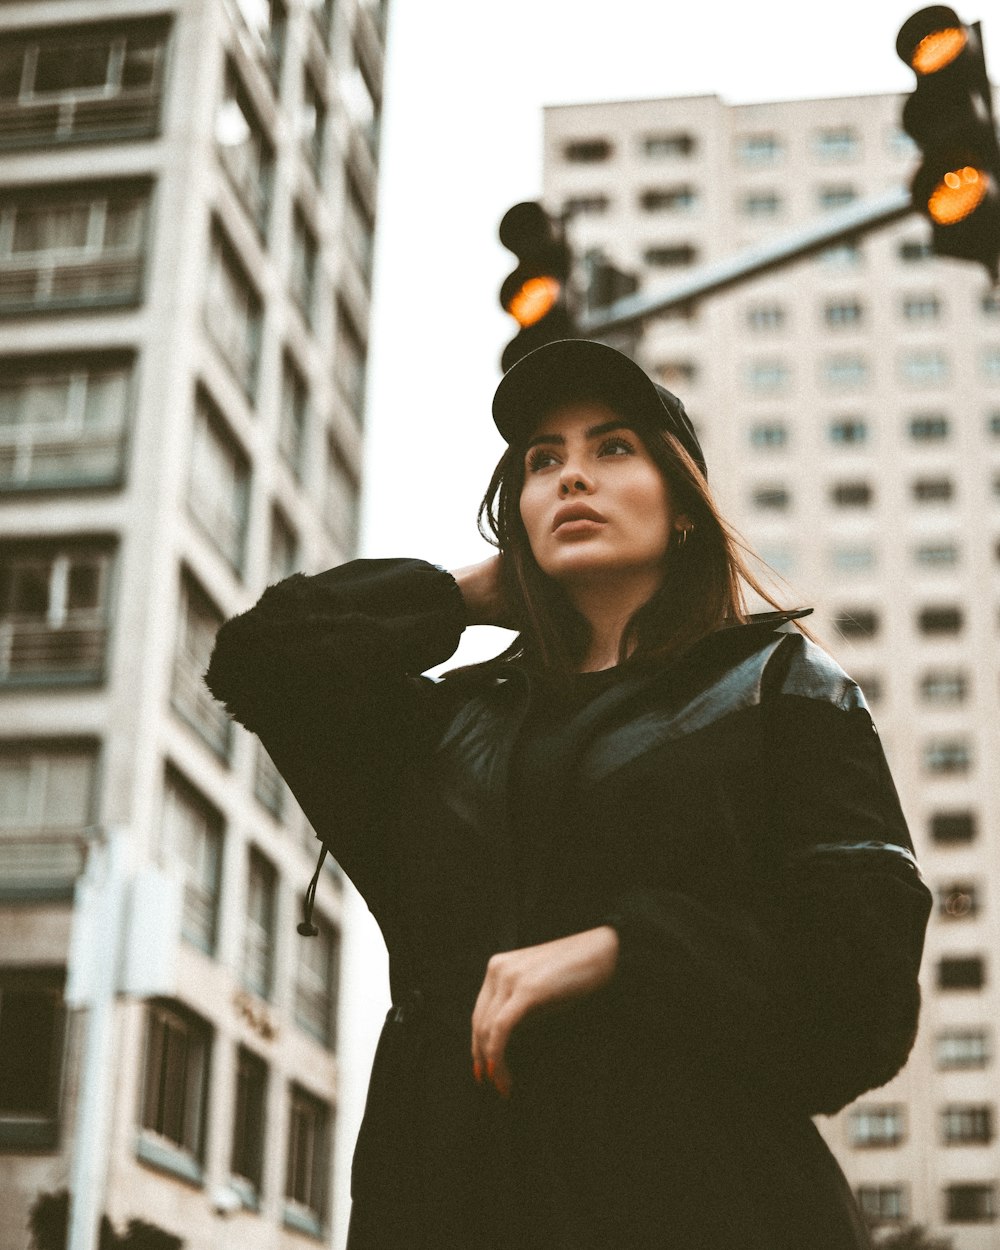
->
[359,0,937,664]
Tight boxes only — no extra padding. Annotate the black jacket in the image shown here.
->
[205,558,932,1250]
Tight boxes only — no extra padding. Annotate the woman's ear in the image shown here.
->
[674,513,694,536]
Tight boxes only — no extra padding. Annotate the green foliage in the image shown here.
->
[27,1193,182,1250]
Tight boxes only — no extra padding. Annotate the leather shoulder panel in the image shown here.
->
[770,634,867,712]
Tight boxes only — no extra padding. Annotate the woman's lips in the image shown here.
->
[552,505,606,532]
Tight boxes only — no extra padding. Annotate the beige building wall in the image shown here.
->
[0,0,386,1246]
[545,90,1000,1245]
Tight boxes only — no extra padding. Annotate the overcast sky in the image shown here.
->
[359,0,940,664]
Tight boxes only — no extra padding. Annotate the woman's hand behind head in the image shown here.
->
[451,556,514,629]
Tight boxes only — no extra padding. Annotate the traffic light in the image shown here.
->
[499,201,577,372]
[896,6,1000,278]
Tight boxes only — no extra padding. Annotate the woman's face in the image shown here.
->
[518,401,686,591]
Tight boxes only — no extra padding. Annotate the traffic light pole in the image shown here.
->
[577,185,916,336]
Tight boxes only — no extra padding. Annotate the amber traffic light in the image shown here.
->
[897,6,1000,278]
[498,201,576,372]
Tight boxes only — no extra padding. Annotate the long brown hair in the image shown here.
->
[475,419,811,674]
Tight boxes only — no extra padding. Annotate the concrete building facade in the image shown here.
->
[544,90,1000,1246]
[0,0,386,1245]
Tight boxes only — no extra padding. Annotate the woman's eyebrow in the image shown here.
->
[525,421,629,451]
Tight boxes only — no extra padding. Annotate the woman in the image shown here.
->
[206,339,932,1250]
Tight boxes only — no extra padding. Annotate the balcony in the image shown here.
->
[0,429,125,491]
[0,612,106,682]
[0,90,160,151]
[172,650,231,759]
[0,828,89,900]
[0,255,143,315]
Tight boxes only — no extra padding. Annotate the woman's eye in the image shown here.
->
[527,448,560,472]
[598,436,635,457]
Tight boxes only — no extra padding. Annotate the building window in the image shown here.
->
[854,674,882,704]
[983,347,1000,382]
[236,0,286,85]
[215,63,274,234]
[834,610,879,640]
[564,138,611,163]
[831,546,875,572]
[737,133,782,165]
[0,20,168,150]
[988,411,1000,437]
[819,242,862,267]
[930,812,976,844]
[255,742,288,820]
[344,171,375,282]
[856,1186,907,1224]
[0,743,95,899]
[140,1000,211,1169]
[902,293,941,322]
[747,361,790,392]
[901,350,949,384]
[814,127,860,160]
[290,207,318,324]
[898,239,933,263]
[750,422,788,448]
[850,1105,904,1147]
[0,539,113,684]
[823,356,869,387]
[335,300,367,420]
[939,956,985,991]
[284,1085,330,1228]
[746,304,786,331]
[910,413,948,441]
[759,546,795,576]
[982,291,1000,317]
[295,911,340,1048]
[643,244,697,268]
[278,354,308,479]
[936,1030,991,1070]
[741,192,782,218]
[924,740,971,775]
[0,969,65,1150]
[161,770,223,956]
[938,882,979,920]
[817,185,857,210]
[172,572,230,759]
[914,542,958,567]
[205,225,262,397]
[300,66,327,177]
[0,354,131,491]
[642,132,694,158]
[946,1184,996,1223]
[828,417,868,445]
[231,1047,267,1194]
[640,186,698,213]
[921,671,967,703]
[243,850,277,1000]
[830,481,873,507]
[912,477,954,503]
[918,605,962,635]
[752,486,790,511]
[188,390,250,572]
[824,300,864,328]
[0,182,149,315]
[268,507,298,585]
[563,195,609,217]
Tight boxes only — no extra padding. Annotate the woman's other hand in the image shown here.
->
[451,556,511,628]
[470,925,620,1098]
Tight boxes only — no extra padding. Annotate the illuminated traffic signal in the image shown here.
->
[896,6,1000,278]
[499,201,577,372]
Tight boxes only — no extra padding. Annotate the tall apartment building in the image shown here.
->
[544,91,1000,1246]
[0,0,386,1245]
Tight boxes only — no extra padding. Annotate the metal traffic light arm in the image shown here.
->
[577,186,916,336]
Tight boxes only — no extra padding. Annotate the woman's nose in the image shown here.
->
[558,463,593,495]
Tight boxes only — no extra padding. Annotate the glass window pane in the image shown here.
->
[34,41,111,93]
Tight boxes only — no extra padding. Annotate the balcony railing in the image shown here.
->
[188,486,246,570]
[0,613,106,681]
[0,431,125,489]
[254,745,286,818]
[0,255,143,314]
[172,651,232,758]
[0,90,161,150]
[0,827,91,899]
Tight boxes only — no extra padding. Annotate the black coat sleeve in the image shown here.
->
[203,558,466,915]
[603,634,933,1116]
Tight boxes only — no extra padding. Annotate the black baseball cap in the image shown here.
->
[492,339,707,480]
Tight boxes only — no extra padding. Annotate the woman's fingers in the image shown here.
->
[471,957,524,1097]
